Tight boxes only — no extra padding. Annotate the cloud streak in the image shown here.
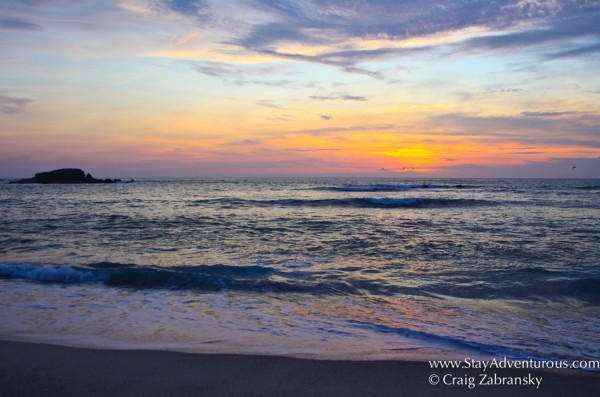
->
[437,156,600,178]
[164,0,206,14]
[256,46,431,77]
[0,94,33,114]
[245,0,593,44]
[309,94,367,102]
[0,17,41,30]
[227,0,600,70]
[187,61,307,87]
[431,113,600,147]
[296,124,396,136]
[257,100,285,109]
[453,11,600,63]
[521,111,578,117]
[546,42,600,60]
[286,148,341,152]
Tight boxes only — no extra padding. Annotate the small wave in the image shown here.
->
[320,183,459,192]
[575,185,600,190]
[0,262,277,292]
[348,320,532,359]
[194,197,490,209]
[358,197,489,208]
[360,197,475,207]
[1,262,599,303]
[0,262,372,295]
[0,262,100,283]
[427,268,600,303]
[363,197,425,206]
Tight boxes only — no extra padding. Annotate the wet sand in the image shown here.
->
[1,340,598,396]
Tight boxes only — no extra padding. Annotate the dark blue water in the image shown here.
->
[1,178,599,360]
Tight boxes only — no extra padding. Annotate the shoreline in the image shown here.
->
[1,340,599,397]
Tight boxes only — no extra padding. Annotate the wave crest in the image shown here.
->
[320,183,464,192]
[194,197,491,209]
[2,262,599,303]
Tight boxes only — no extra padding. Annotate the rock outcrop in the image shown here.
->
[10,168,120,184]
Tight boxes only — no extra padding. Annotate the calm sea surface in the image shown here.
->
[1,178,599,360]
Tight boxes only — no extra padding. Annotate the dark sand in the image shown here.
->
[1,340,599,396]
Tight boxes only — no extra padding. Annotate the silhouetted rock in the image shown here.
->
[10,168,120,184]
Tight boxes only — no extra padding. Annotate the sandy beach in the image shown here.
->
[1,340,598,397]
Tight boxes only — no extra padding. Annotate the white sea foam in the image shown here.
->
[1,275,599,362]
[0,262,100,283]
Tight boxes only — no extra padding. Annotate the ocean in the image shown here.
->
[1,178,599,361]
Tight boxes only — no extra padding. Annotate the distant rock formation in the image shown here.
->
[10,168,120,184]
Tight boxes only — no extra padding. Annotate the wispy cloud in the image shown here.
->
[257,100,285,109]
[234,21,310,49]
[431,113,600,147]
[187,61,302,87]
[485,88,524,94]
[245,0,593,44]
[286,148,341,152]
[0,94,33,114]
[235,79,297,87]
[521,111,578,117]
[462,13,600,57]
[546,42,600,60]
[508,151,545,155]
[163,0,206,14]
[39,0,595,79]
[309,94,367,102]
[226,139,263,146]
[256,46,429,77]
[189,61,233,78]
[188,60,282,79]
[437,156,600,178]
[228,0,600,70]
[155,0,212,20]
[0,17,41,30]
[296,124,396,136]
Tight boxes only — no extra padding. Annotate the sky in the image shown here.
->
[1,0,599,178]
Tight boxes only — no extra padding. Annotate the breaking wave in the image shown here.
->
[2,262,599,303]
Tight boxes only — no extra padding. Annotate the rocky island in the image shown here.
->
[10,168,120,184]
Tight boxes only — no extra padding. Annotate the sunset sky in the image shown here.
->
[1,0,599,178]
